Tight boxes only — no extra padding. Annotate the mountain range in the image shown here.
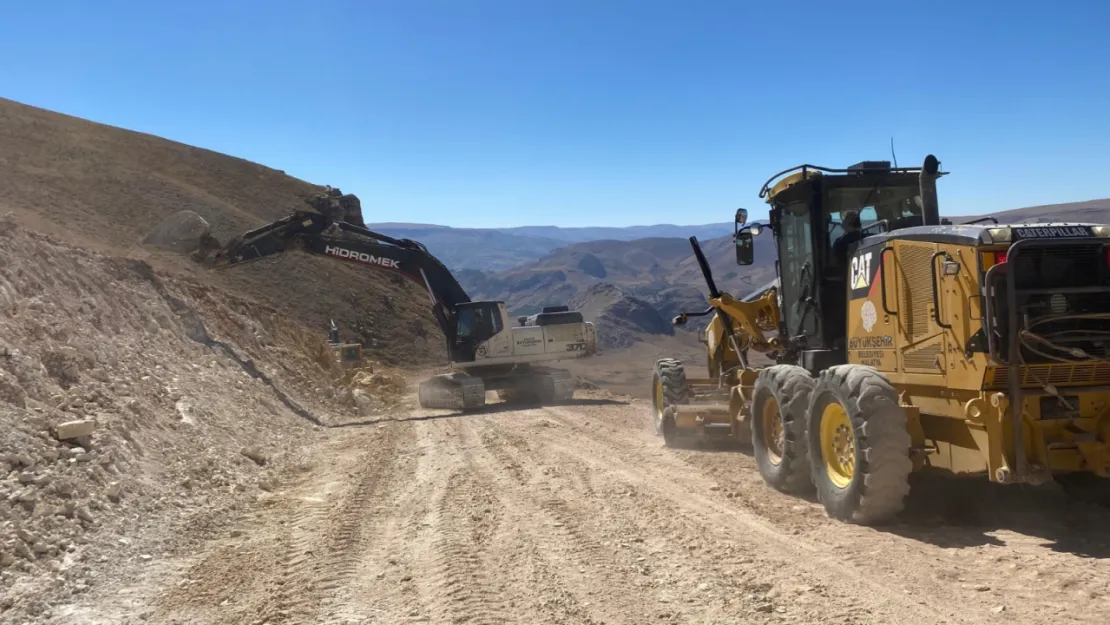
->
[378,200,1110,354]
[366,222,737,271]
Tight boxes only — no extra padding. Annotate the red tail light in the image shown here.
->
[995,251,1008,264]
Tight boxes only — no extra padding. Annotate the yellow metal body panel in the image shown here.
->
[846,238,1110,482]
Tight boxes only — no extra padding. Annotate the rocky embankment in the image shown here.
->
[0,216,403,620]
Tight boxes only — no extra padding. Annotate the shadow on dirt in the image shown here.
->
[330,397,630,428]
[880,473,1110,558]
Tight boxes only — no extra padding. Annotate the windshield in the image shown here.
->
[455,303,502,340]
[826,184,923,264]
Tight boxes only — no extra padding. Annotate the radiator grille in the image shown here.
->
[985,363,1110,390]
[900,244,935,339]
[903,340,943,372]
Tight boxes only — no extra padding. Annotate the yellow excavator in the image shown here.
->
[653,154,1110,524]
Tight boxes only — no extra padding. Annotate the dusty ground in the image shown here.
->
[32,384,1110,625]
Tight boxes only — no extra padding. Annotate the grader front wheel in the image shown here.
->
[651,358,690,445]
[806,365,912,525]
[751,365,815,494]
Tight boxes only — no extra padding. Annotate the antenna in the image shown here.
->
[889,137,898,168]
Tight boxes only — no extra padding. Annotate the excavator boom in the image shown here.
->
[200,210,470,340]
[146,202,598,414]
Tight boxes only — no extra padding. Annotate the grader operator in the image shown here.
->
[653,154,1110,524]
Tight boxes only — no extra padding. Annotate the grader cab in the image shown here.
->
[652,154,1110,524]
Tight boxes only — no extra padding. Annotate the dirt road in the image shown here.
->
[61,392,1110,625]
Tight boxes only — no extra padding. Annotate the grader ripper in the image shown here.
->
[652,154,1110,524]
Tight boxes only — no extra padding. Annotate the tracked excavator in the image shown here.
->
[149,208,598,412]
[653,154,1110,524]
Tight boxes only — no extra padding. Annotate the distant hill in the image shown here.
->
[950,199,1110,225]
[364,225,568,272]
[367,221,736,271]
[454,198,1110,349]
[456,230,778,345]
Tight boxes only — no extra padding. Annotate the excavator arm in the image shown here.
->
[198,210,470,341]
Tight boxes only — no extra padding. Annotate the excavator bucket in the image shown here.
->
[141,211,221,260]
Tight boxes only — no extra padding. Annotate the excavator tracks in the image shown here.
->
[495,368,576,405]
[418,373,487,411]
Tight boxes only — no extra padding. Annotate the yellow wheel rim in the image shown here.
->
[820,401,855,488]
[761,397,785,465]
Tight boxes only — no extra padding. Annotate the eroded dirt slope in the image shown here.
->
[48,384,1110,625]
[0,217,412,620]
[0,97,442,365]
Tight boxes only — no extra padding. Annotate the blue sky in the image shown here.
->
[1,0,1107,228]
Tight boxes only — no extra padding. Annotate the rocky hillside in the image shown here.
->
[0,97,442,366]
[0,217,416,617]
[457,230,779,335]
[568,283,674,350]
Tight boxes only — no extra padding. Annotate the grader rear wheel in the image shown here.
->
[751,365,815,494]
[806,364,912,525]
[651,358,690,443]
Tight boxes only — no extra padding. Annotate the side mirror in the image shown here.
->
[735,208,748,227]
[735,231,754,266]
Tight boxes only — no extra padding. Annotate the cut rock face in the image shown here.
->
[141,210,214,254]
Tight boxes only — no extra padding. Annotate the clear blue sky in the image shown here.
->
[2,0,1107,228]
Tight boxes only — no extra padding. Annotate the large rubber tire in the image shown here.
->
[651,358,689,438]
[751,365,815,494]
[806,365,912,525]
[1055,473,1110,507]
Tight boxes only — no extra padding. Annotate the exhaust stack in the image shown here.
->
[919,154,941,226]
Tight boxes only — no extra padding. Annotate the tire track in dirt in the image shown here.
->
[305,425,417,624]
[143,424,412,625]
[333,417,457,622]
[478,416,894,623]
[390,416,519,625]
[533,405,966,625]
[541,402,1110,624]
[464,416,800,623]
[455,418,624,624]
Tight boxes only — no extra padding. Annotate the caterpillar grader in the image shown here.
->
[145,205,597,412]
[652,154,1110,524]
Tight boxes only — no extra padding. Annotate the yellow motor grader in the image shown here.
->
[652,154,1110,524]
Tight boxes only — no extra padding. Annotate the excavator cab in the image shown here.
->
[751,157,942,372]
[450,301,506,362]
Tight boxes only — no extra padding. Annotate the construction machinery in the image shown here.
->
[652,154,1110,524]
[326,319,364,369]
[149,208,597,412]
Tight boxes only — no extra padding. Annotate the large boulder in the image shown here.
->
[141,210,219,257]
[306,186,365,227]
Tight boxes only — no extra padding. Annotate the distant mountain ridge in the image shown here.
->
[368,221,736,271]
[445,199,1110,350]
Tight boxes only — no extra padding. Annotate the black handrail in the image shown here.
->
[930,251,952,330]
[879,247,897,316]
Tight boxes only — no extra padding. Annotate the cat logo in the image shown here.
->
[851,252,873,290]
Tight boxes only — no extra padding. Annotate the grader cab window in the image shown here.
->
[825,185,923,269]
